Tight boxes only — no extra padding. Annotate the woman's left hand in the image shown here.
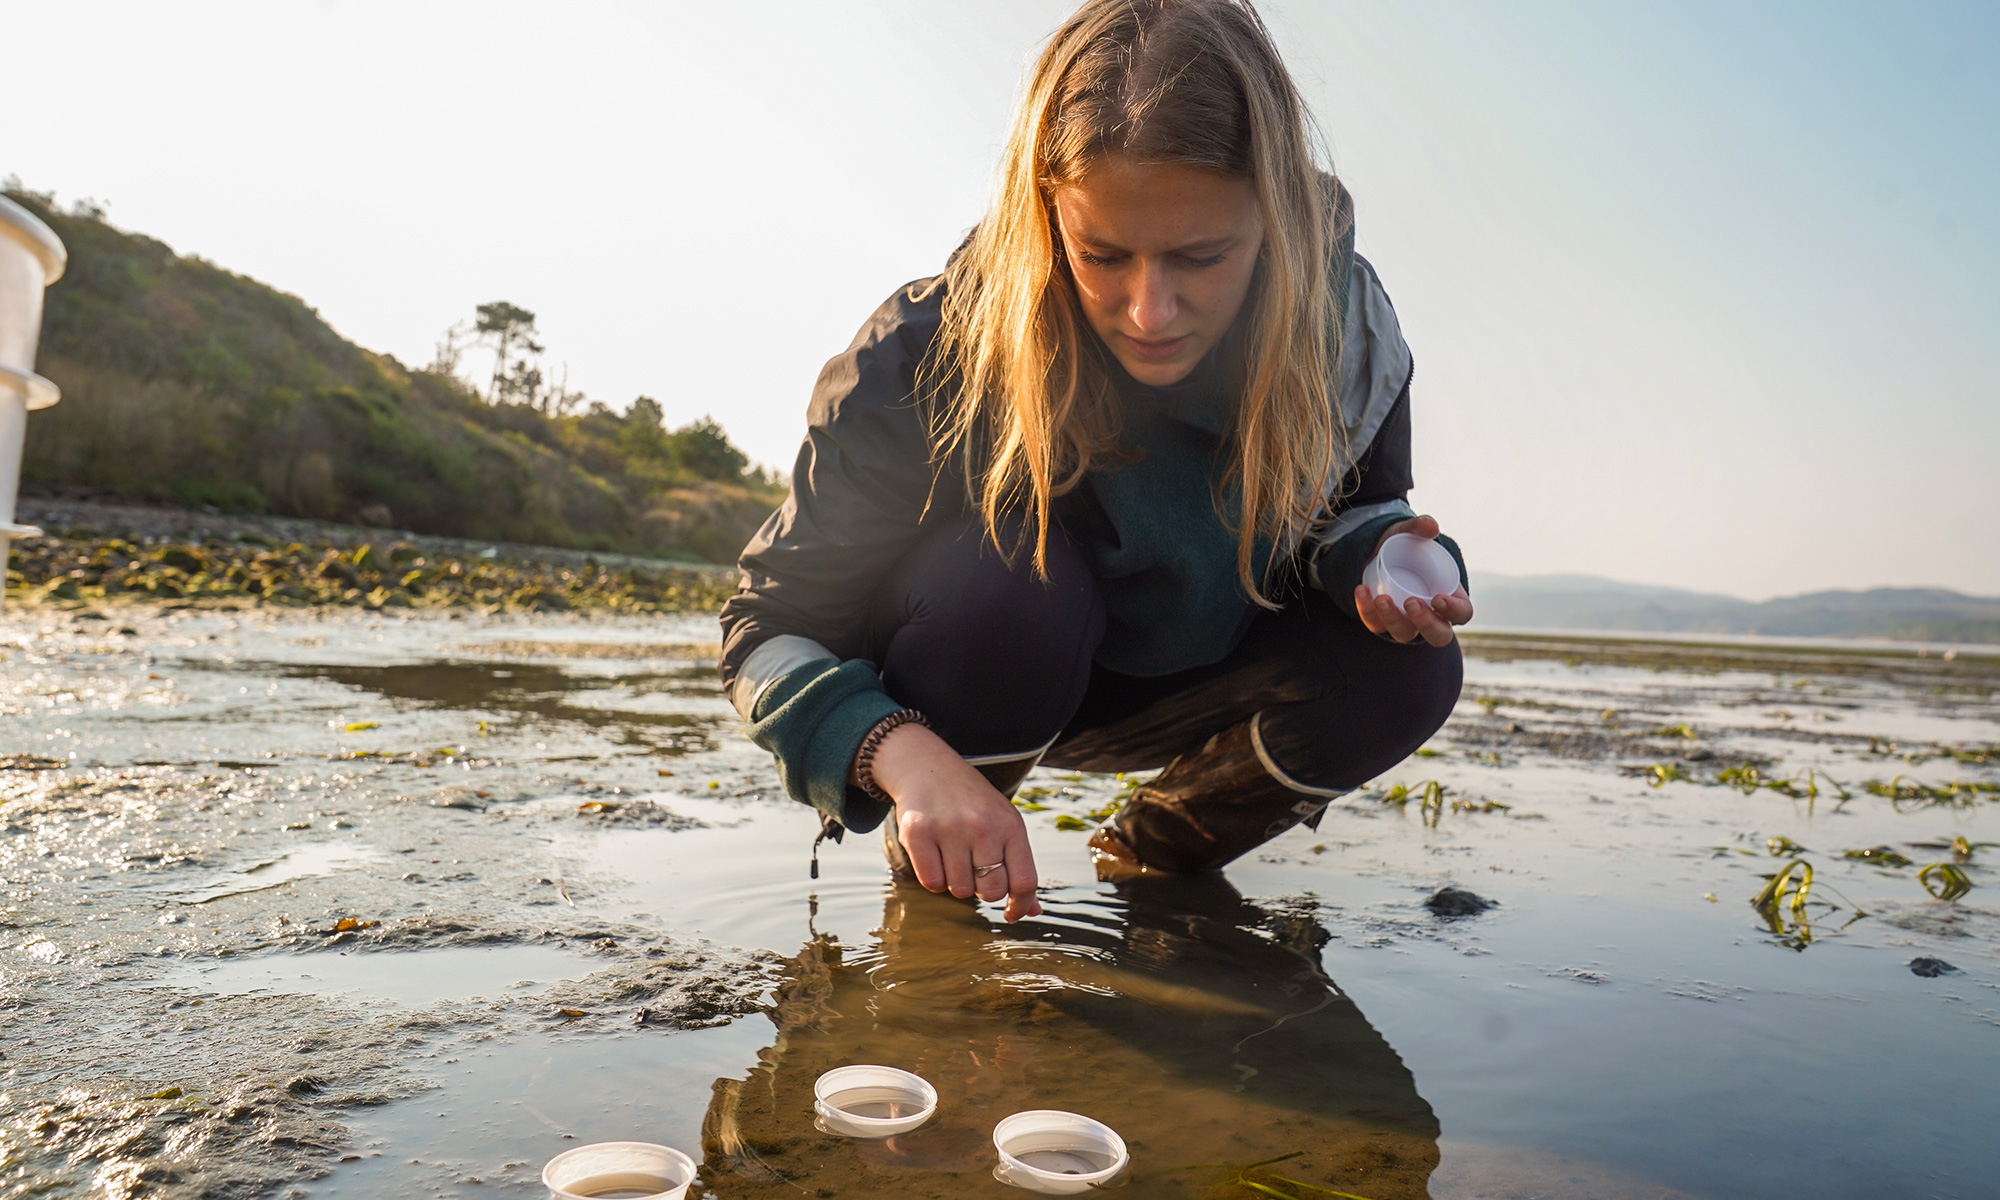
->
[1353,514,1474,647]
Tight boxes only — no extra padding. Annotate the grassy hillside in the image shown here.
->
[7,188,782,562]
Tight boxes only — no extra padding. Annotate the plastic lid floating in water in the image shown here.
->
[542,1141,695,1200]
[1362,532,1461,610]
[812,1064,938,1138]
[992,1109,1129,1194]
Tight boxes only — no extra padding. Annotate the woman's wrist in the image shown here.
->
[851,709,928,801]
[866,721,979,808]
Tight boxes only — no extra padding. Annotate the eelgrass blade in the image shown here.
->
[1259,1172,1384,1200]
[1919,862,1974,901]
[1752,859,1813,914]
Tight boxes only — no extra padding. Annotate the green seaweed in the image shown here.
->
[1168,1153,1384,1200]
[1718,766,1848,804]
[1912,835,1997,862]
[1841,846,1913,868]
[1639,762,1690,787]
[1753,860,1814,915]
[1919,862,1974,901]
[1863,776,2000,808]
[1380,780,1447,826]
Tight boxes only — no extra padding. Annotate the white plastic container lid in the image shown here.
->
[0,196,63,410]
[0,365,58,411]
[1362,531,1461,610]
[0,196,66,285]
[991,1109,1129,1194]
[812,1064,938,1138]
[541,1141,695,1200]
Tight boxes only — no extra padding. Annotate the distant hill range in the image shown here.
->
[1470,573,2000,646]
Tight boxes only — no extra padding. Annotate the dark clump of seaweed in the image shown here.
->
[6,534,734,614]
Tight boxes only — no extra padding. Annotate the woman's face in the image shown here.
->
[1053,155,1265,387]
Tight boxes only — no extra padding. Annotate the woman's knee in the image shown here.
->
[1258,637,1463,790]
[1380,639,1464,743]
[872,516,1105,754]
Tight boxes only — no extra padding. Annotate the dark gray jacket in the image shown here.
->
[716,191,1447,830]
[721,255,1421,718]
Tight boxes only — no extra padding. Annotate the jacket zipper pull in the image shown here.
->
[811,811,846,880]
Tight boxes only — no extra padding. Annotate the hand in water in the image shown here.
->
[1353,514,1474,647]
[863,722,1043,922]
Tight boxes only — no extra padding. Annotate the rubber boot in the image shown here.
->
[1087,717,1345,879]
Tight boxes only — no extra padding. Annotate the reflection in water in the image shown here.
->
[701,877,1439,1198]
[272,660,719,754]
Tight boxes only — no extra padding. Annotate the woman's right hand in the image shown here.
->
[1354,513,1473,647]
[865,723,1043,922]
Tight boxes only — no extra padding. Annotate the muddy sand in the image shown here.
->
[2,607,1995,1199]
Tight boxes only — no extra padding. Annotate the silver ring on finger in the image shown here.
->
[974,861,1006,877]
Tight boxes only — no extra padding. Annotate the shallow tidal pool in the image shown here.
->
[2,609,1995,1199]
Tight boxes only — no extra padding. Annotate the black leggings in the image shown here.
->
[866,516,1462,788]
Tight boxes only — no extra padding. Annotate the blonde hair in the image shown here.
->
[932,0,1345,607]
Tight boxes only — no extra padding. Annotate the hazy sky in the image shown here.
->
[9,1,1995,598]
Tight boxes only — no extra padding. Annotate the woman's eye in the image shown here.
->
[1068,246,1222,268]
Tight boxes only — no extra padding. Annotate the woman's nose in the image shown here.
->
[1127,261,1178,335]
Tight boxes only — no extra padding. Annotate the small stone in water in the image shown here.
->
[1015,1148,1115,1175]
[1426,886,1497,917]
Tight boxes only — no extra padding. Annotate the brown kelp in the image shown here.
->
[7,534,732,613]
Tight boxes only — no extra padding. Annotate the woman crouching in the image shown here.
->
[719,0,1472,922]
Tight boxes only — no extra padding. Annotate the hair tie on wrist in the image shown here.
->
[855,709,928,803]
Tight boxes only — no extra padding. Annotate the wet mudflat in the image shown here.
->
[2,610,1995,1199]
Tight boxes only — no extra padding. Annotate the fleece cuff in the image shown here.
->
[748,657,903,834]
